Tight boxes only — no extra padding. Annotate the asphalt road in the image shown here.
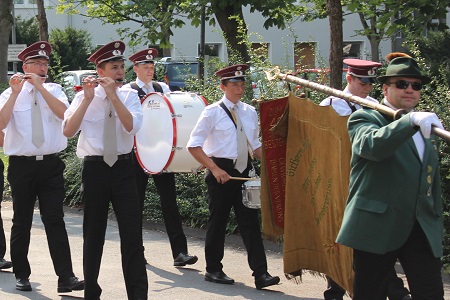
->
[0,201,448,300]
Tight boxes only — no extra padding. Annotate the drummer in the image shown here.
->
[187,64,280,289]
[123,48,198,267]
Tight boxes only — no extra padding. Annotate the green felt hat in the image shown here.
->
[378,56,431,84]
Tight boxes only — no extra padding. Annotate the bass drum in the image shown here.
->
[134,92,208,174]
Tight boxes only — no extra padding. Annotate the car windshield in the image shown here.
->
[166,63,198,81]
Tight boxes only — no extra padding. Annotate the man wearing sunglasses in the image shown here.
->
[320,59,412,300]
[336,53,445,299]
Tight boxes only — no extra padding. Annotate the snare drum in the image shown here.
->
[242,179,261,209]
[134,92,208,174]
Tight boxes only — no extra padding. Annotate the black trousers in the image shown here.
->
[325,269,410,300]
[82,157,148,300]
[7,155,74,282]
[0,159,6,259]
[352,222,444,300]
[133,152,188,259]
[204,157,267,277]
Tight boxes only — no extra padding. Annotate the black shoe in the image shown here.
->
[0,258,12,270]
[57,276,85,293]
[174,252,198,266]
[205,271,235,284]
[16,278,32,291]
[255,272,280,290]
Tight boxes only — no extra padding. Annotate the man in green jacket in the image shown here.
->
[336,53,445,299]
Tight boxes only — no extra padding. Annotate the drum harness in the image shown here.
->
[130,81,163,98]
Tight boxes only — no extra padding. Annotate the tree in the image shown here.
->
[301,0,450,62]
[0,0,14,84]
[8,16,40,73]
[49,27,93,71]
[326,0,343,89]
[56,0,304,62]
[36,0,49,41]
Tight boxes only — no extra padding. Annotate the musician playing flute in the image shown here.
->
[0,41,84,293]
[320,59,411,300]
[187,64,280,290]
[124,48,198,268]
[336,53,445,299]
[63,41,147,300]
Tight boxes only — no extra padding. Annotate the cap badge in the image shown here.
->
[367,67,377,76]
[38,50,47,56]
[146,54,154,60]
[112,49,122,56]
[235,70,243,76]
[114,42,120,48]
[40,43,46,49]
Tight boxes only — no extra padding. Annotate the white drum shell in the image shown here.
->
[134,92,207,174]
[242,180,261,209]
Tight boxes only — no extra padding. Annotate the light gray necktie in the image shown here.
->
[31,89,45,147]
[144,84,151,94]
[232,105,248,173]
[103,100,118,167]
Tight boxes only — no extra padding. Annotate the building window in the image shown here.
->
[343,41,362,59]
[251,42,269,60]
[294,42,316,70]
[198,43,221,58]
[13,0,39,4]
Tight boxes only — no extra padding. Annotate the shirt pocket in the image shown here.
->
[214,119,235,140]
[83,109,107,138]
[13,101,32,126]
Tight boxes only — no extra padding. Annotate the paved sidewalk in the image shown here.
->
[0,201,448,299]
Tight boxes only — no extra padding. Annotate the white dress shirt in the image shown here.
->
[187,97,262,159]
[383,98,425,161]
[64,85,143,158]
[0,81,69,156]
[320,87,379,116]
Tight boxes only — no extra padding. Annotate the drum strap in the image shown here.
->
[219,101,237,128]
[130,81,163,99]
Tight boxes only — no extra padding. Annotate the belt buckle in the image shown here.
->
[36,155,44,161]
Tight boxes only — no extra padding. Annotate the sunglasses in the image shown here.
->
[387,80,423,91]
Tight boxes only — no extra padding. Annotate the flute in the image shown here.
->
[82,76,126,84]
[15,74,48,80]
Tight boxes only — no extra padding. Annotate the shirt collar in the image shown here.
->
[136,78,151,88]
[94,85,107,99]
[23,81,34,93]
[222,97,241,110]
[382,97,399,110]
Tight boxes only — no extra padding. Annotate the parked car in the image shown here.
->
[155,57,199,91]
[61,70,97,101]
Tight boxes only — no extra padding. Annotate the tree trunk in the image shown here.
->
[326,0,343,90]
[0,0,14,84]
[36,0,49,41]
[369,36,381,62]
[214,4,250,63]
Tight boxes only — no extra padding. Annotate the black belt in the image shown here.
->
[9,153,59,161]
[210,157,236,170]
[84,152,132,162]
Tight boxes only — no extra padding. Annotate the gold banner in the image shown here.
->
[282,93,353,294]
